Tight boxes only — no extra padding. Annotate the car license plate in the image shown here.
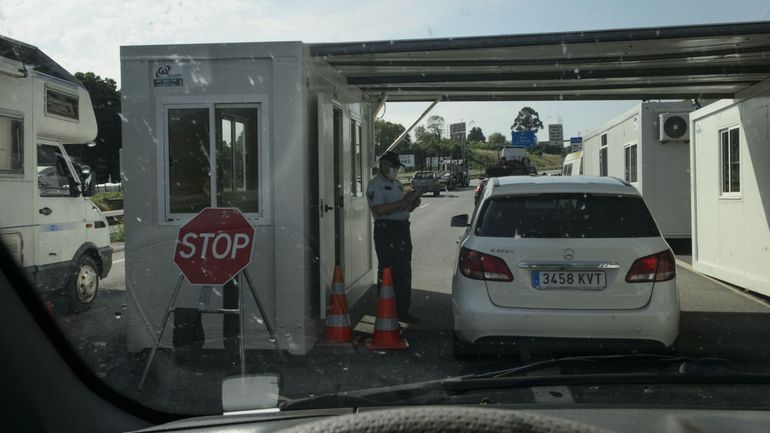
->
[532,271,606,290]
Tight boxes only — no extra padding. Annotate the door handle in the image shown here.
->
[39,207,53,216]
[324,205,334,212]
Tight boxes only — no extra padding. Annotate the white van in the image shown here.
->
[0,36,112,313]
[562,150,583,176]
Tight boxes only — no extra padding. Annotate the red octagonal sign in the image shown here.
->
[174,208,255,285]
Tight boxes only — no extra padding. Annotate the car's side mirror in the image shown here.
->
[450,214,469,227]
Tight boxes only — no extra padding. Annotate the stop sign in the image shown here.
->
[174,208,255,285]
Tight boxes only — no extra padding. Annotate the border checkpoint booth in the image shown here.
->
[121,43,377,355]
[121,22,770,356]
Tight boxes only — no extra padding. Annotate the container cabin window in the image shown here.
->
[720,127,740,195]
[46,88,79,120]
[0,115,23,175]
[624,144,637,183]
[166,104,260,217]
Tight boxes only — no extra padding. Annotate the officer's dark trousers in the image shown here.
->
[373,220,412,317]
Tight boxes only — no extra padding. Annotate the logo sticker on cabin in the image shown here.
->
[153,65,183,87]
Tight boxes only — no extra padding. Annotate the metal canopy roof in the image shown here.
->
[310,21,770,102]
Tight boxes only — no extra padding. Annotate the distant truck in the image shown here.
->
[499,146,528,161]
[484,147,536,178]
[439,158,469,190]
[581,101,695,239]
[0,36,112,313]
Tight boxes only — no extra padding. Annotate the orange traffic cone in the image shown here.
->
[365,267,409,350]
[324,265,353,343]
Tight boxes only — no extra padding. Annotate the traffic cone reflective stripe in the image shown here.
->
[324,265,353,343]
[366,267,409,350]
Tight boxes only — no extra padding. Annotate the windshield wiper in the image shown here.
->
[281,354,742,410]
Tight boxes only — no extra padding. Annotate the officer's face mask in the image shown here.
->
[386,167,398,180]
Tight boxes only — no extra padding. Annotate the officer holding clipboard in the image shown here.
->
[366,151,423,324]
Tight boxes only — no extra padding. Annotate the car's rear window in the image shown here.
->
[475,193,661,238]
[413,172,433,179]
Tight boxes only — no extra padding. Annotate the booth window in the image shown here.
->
[166,103,260,217]
[0,115,23,174]
[46,87,79,120]
[350,120,363,196]
[624,144,637,183]
[216,106,259,212]
[720,127,740,194]
[168,108,211,213]
[599,147,608,176]
[37,144,75,197]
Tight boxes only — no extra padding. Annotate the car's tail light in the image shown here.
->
[459,247,513,282]
[626,250,676,283]
[475,183,482,193]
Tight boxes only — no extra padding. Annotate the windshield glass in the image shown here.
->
[2,0,770,418]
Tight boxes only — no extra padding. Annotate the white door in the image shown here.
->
[35,141,86,268]
[317,94,336,318]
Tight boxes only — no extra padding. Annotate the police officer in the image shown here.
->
[367,151,421,324]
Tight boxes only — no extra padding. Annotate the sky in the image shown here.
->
[1,0,768,143]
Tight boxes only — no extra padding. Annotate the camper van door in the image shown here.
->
[317,94,339,318]
[35,140,86,273]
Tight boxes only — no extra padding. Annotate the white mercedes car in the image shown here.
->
[450,176,679,355]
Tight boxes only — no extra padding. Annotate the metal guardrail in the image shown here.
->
[102,210,124,218]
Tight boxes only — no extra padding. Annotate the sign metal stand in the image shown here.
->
[138,269,276,390]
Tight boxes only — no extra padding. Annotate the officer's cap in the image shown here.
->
[379,151,405,168]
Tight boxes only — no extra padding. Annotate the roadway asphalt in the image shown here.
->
[53,181,770,414]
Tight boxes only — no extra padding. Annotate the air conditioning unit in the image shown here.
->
[659,113,690,142]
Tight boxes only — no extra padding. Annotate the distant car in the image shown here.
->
[412,171,443,196]
[450,175,679,356]
[474,178,488,204]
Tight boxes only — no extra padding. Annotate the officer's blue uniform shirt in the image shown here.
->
[366,173,409,221]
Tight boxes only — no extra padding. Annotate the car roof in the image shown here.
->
[487,175,639,196]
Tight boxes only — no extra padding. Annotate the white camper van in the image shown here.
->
[582,101,695,239]
[0,36,112,313]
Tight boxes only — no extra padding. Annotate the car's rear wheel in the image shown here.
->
[433,190,440,197]
[66,254,99,314]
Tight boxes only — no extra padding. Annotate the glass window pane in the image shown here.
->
[215,106,258,212]
[730,128,740,193]
[37,144,73,197]
[630,145,637,182]
[46,88,79,120]
[0,116,23,174]
[356,125,363,196]
[721,130,729,193]
[168,108,211,213]
[599,147,607,176]
[219,118,233,192]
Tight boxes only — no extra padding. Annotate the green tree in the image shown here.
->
[511,106,544,132]
[66,72,122,183]
[414,125,441,155]
[374,120,410,156]
[425,115,445,140]
[488,132,506,146]
[468,126,485,142]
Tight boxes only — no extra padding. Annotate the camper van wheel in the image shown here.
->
[66,255,99,313]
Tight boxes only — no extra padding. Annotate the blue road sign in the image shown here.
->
[512,131,536,148]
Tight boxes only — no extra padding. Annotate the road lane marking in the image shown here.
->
[419,203,430,209]
[113,258,125,264]
[676,259,770,310]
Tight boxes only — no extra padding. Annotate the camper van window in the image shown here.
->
[720,127,741,195]
[215,106,259,212]
[168,108,211,213]
[37,144,74,197]
[45,87,79,121]
[624,144,638,183]
[0,115,23,174]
